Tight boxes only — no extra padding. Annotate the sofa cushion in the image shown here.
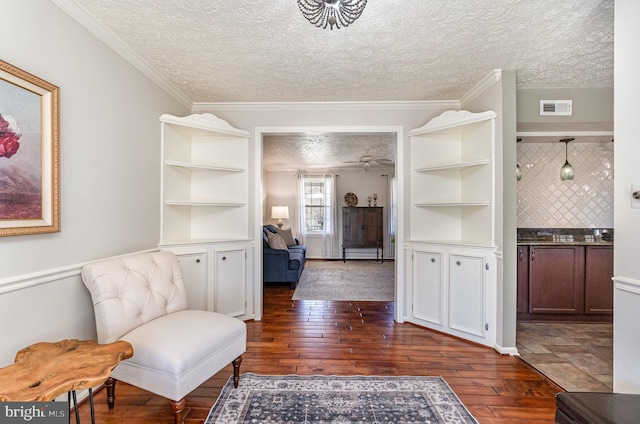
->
[264,224,278,234]
[276,227,297,246]
[267,231,288,250]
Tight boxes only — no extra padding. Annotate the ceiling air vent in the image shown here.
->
[540,100,572,116]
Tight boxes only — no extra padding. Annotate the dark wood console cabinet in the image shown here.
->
[342,207,383,262]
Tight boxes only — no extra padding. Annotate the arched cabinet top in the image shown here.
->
[160,113,250,138]
[409,110,496,136]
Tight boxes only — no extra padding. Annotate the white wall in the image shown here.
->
[463,71,516,352]
[0,1,187,365]
[613,0,640,394]
[264,171,297,229]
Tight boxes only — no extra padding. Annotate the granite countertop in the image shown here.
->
[517,240,613,246]
[517,228,613,246]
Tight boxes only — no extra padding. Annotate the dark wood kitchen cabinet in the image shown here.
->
[517,245,529,314]
[529,246,585,314]
[585,246,614,314]
[342,207,383,262]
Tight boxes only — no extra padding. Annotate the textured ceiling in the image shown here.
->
[263,133,397,172]
[68,0,614,103]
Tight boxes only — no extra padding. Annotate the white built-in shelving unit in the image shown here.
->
[159,113,253,320]
[409,110,496,246]
[407,110,498,349]
[160,113,250,245]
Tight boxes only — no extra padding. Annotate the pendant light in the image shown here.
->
[560,138,575,181]
[516,137,522,181]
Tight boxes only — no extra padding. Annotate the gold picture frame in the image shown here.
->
[0,59,60,236]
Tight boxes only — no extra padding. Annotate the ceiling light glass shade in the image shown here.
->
[560,138,575,181]
[298,0,367,30]
[560,161,575,180]
[516,164,522,181]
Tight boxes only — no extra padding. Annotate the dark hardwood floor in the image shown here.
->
[77,284,562,423]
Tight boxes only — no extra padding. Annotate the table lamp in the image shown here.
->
[271,206,289,228]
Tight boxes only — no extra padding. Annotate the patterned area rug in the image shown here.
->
[292,260,394,301]
[206,374,478,424]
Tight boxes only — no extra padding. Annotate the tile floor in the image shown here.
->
[516,321,613,392]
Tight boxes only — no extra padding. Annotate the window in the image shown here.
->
[303,177,325,232]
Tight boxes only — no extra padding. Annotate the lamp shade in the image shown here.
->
[271,206,289,219]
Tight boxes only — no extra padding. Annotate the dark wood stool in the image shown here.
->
[556,392,640,424]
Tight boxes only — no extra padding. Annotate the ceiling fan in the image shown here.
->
[343,150,393,172]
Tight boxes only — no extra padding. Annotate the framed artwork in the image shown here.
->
[0,59,59,236]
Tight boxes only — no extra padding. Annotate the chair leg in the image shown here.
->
[232,356,242,388]
[105,377,116,409]
[172,398,186,424]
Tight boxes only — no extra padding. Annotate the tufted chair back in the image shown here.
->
[82,251,188,344]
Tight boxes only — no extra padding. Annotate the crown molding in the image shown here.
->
[192,100,460,113]
[460,69,502,108]
[52,0,193,110]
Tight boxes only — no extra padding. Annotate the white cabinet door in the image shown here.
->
[449,253,486,338]
[175,252,208,311]
[214,248,246,317]
[413,249,444,326]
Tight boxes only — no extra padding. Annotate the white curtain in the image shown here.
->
[388,174,397,255]
[295,174,305,245]
[322,174,338,257]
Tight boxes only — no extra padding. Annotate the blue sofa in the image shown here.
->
[262,225,306,289]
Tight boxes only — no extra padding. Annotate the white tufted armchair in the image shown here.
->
[81,251,246,424]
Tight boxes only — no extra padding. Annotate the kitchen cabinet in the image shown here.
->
[516,245,529,314]
[342,207,383,262]
[517,243,613,320]
[585,246,614,314]
[529,246,585,314]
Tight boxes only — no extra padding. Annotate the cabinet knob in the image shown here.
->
[431,258,435,263]
[456,261,461,266]
[196,259,200,263]
[633,191,640,200]
[222,256,227,261]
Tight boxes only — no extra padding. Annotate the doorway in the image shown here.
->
[514,138,615,391]
[254,125,405,321]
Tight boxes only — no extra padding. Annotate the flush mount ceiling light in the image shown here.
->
[560,137,575,181]
[297,0,367,30]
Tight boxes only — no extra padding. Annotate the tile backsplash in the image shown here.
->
[517,142,614,228]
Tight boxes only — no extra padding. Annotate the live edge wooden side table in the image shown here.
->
[0,339,133,424]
